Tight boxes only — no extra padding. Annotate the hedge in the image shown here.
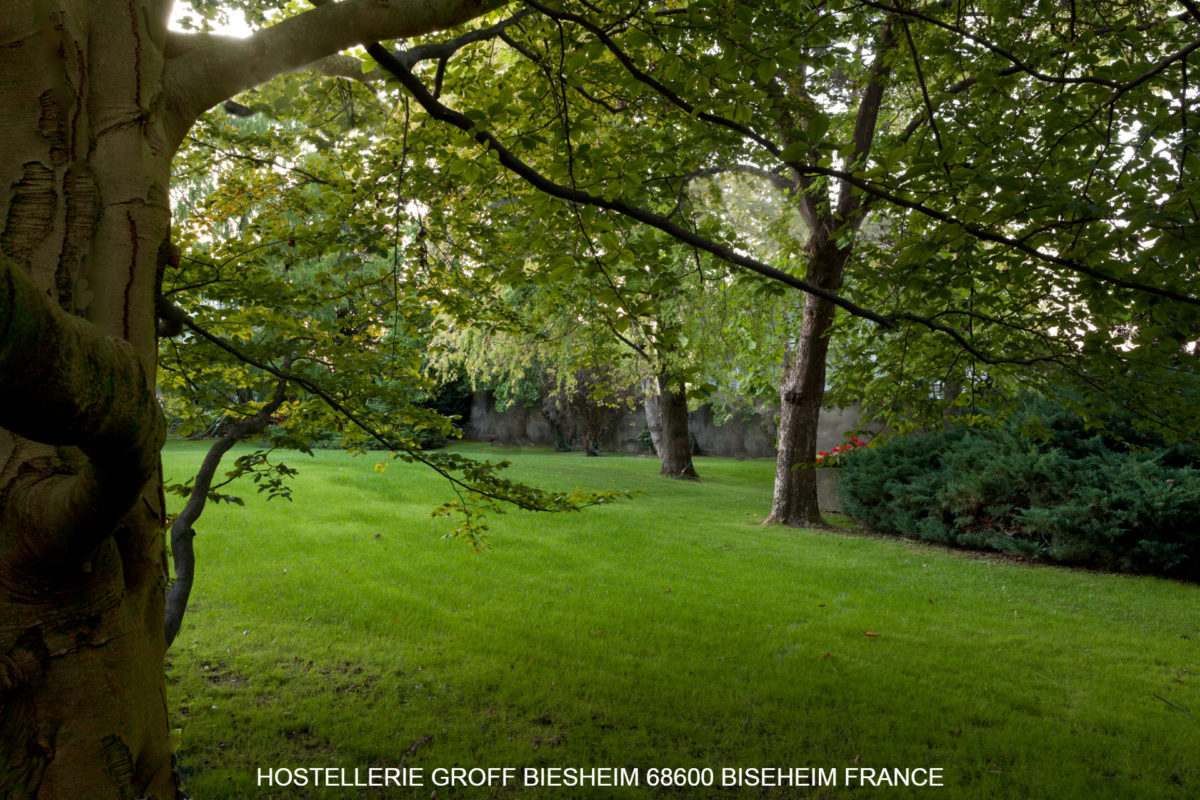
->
[838,399,1200,580]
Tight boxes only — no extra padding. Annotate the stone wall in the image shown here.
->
[462,391,866,459]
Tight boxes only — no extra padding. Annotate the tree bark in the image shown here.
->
[0,2,177,796]
[641,375,665,458]
[765,243,847,525]
[657,374,697,478]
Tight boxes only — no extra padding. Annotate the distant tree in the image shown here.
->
[541,367,636,456]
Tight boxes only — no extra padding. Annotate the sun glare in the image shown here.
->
[168,1,252,37]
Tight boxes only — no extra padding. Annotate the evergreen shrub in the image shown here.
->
[838,398,1200,580]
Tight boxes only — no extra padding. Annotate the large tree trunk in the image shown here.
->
[0,3,178,797]
[657,374,697,478]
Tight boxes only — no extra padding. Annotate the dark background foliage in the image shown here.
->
[839,396,1200,580]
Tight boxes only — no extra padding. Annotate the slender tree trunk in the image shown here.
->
[765,243,846,526]
[641,375,665,457]
[765,18,895,526]
[165,376,290,648]
[657,374,697,478]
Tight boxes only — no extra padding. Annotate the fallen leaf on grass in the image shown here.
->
[863,631,881,637]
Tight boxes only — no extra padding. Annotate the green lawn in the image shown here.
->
[162,440,1200,799]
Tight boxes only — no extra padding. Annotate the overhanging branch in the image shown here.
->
[157,297,610,509]
[366,42,895,326]
[364,42,1123,366]
[516,1,1200,307]
[164,0,508,136]
[394,7,534,67]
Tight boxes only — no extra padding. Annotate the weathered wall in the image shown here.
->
[464,392,646,452]
[462,391,867,459]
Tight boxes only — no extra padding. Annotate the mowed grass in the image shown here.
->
[162,440,1200,799]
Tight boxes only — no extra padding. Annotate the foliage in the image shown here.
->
[164,68,636,539]
[426,375,474,422]
[540,367,636,455]
[682,175,808,415]
[19,1,1200,795]
[839,396,1200,579]
[167,0,1200,549]
[165,447,302,507]
[812,2,1200,437]
[174,0,1200,508]
[426,283,639,416]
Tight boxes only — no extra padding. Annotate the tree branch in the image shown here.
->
[168,31,384,86]
[394,7,534,67]
[683,164,796,193]
[1105,35,1200,107]
[157,297,607,511]
[1181,0,1200,26]
[164,371,291,648]
[365,42,897,325]
[365,43,1108,366]
[521,0,782,153]
[518,3,1198,307]
[900,18,943,151]
[164,0,507,135]
[836,17,896,222]
[853,0,1121,87]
